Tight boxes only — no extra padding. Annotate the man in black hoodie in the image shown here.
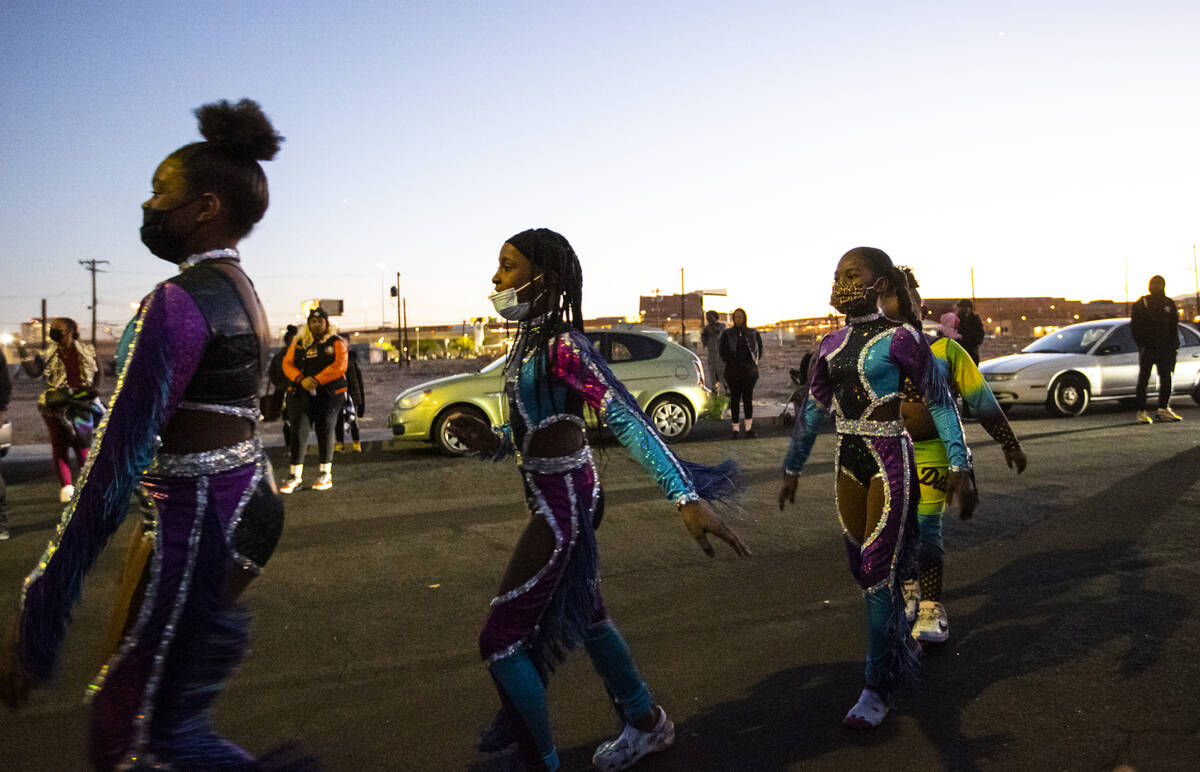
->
[1130,275,1182,423]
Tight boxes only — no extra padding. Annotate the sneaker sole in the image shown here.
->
[915,627,949,643]
[593,720,675,771]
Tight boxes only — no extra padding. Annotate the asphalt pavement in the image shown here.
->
[1,401,1198,770]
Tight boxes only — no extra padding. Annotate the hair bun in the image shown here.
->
[194,99,283,162]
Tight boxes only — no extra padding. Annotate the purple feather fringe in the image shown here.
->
[20,304,173,681]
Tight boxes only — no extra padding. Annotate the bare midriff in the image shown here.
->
[900,401,937,442]
[864,398,901,423]
[159,408,255,454]
[526,420,585,458]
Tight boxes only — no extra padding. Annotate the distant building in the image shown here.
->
[922,297,1130,338]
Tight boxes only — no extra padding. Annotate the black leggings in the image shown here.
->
[288,390,342,464]
[1136,350,1176,410]
[726,373,757,422]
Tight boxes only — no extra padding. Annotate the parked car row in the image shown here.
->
[978,318,1200,416]
[389,330,709,454]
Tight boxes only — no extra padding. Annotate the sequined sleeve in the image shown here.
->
[548,331,698,505]
[942,338,1020,453]
[889,326,970,469]
[17,282,210,681]
[783,341,832,475]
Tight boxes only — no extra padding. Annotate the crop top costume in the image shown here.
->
[16,249,287,769]
[490,321,739,506]
[784,312,970,480]
[902,335,1021,455]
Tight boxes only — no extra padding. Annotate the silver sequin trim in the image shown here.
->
[177,401,259,420]
[225,452,267,576]
[835,417,906,437]
[148,437,261,477]
[489,472,569,607]
[179,248,240,270]
[127,475,209,767]
[520,446,592,474]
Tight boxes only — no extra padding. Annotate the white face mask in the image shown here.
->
[489,279,541,321]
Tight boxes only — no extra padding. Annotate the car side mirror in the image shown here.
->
[1096,344,1121,355]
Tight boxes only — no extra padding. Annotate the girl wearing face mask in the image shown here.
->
[19,317,101,502]
[448,228,750,772]
[777,247,977,730]
[0,101,300,769]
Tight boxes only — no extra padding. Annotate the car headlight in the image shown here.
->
[396,389,431,409]
[984,373,1016,382]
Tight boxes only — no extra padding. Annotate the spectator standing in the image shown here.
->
[1131,275,1182,423]
[719,308,763,438]
[19,317,102,502]
[280,306,349,491]
[1,348,11,540]
[955,299,985,363]
[700,310,726,392]
[335,347,364,452]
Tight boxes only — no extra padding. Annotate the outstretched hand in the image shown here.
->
[445,414,499,456]
[777,475,799,510]
[1005,448,1028,474]
[944,469,979,521]
[679,501,751,558]
[0,615,33,711]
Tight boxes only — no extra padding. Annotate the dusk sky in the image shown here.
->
[2,1,1199,338]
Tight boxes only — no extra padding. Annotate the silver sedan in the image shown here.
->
[979,318,1200,416]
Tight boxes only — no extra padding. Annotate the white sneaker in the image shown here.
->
[279,476,303,494]
[592,706,675,771]
[1136,410,1154,424]
[842,687,888,730]
[311,473,333,491]
[59,485,75,503]
[902,579,921,623]
[912,600,949,643]
[1156,407,1183,422]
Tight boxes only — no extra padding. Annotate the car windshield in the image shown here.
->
[1022,323,1116,354]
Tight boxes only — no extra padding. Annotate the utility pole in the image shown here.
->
[679,268,686,345]
[393,272,403,368]
[970,266,976,303]
[40,298,47,347]
[1124,259,1129,316]
[79,259,109,347]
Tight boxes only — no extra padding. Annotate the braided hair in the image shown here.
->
[841,246,921,331]
[505,228,585,411]
[170,99,284,239]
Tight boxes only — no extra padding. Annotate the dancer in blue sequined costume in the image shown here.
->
[449,228,749,771]
[778,247,977,730]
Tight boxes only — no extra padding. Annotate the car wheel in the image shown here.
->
[1192,382,1200,407]
[432,405,488,456]
[648,395,694,442]
[1046,374,1090,417]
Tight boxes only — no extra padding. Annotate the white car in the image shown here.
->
[979,318,1200,417]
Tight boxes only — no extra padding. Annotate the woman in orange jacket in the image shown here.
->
[279,306,348,492]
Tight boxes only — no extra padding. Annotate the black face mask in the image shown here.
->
[49,328,64,343]
[140,199,200,263]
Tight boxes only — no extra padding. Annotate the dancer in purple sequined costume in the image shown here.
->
[449,228,750,771]
[0,100,303,770]
[778,247,978,730]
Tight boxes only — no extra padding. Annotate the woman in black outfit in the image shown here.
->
[719,307,763,438]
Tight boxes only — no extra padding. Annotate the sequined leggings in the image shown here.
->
[479,455,652,771]
[89,450,281,770]
[834,431,920,698]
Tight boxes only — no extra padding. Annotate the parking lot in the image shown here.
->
[2,402,1199,770]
